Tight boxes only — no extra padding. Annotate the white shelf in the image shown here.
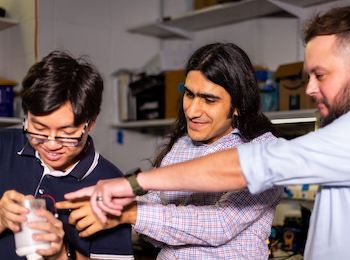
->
[128,22,193,39]
[0,17,18,31]
[265,109,317,124]
[0,117,22,128]
[113,118,175,129]
[127,0,335,39]
[112,109,317,129]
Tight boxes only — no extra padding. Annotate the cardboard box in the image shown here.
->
[275,62,315,110]
[165,70,185,119]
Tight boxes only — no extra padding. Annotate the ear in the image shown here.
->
[233,108,239,117]
[87,117,97,132]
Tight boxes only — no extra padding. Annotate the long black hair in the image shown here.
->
[153,43,275,167]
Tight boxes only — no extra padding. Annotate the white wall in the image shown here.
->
[0,0,37,117]
[36,0,160,172]
[0,0,322,171]
[0,0,36,88]
[0,0,163,171]
[191,17,300,70]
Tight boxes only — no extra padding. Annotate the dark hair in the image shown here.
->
[304,6,350,44]
[153,43,275,167]
[21,50,103,126]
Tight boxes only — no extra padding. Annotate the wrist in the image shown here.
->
[125,168,148,196]
[45,244,69,260]
[119,202,138,225]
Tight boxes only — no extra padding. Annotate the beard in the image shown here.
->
[320,81,350,127]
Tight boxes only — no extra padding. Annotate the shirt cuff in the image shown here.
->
[237,142,271,194]
[134,201,165,238]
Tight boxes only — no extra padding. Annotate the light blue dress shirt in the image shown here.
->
[238,111,350,260]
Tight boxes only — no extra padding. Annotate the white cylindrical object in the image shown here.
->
[26,253,44,260]
[14,199,50,259]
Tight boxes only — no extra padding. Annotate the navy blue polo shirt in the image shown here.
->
[0,128,133,259]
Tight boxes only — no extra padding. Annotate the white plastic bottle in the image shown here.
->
[14,199,50,260]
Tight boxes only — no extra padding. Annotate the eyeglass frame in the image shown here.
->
[23,119,90,147]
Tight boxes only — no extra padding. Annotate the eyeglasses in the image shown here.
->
[23,121,89,147]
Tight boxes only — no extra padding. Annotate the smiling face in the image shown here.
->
[26,101,95,171]
[183,70,234,144]
[305,35,350,125]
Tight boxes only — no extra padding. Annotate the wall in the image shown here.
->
[0,0,36,113]
[0,0,163,171]
[0,0,303,171]
[0,0,324,172]
[35,0,163,172]
[191,18,299,71]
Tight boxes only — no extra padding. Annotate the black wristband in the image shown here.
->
[125,168,148,196]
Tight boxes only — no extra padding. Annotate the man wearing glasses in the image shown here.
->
[0,51,133,259]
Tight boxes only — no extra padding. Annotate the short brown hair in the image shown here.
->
[303,6,350,44]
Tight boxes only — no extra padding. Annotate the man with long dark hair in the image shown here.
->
[61,43,281,259]
[67,7,350,260]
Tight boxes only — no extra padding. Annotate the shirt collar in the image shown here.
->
[17,135,98,180]
[189,128,241,146]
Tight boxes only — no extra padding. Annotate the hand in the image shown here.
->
[55,200,120,237]
[26,208,65,259]
[0,190,29,233]
[64,177,135,223]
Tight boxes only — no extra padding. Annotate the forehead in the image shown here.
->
[304,35,348,71]
[27,102,75,127]
[185,71,229,96]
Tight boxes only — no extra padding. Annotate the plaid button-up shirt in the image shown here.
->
[135,130,282,259]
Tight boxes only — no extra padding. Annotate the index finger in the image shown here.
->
[55,200,87,210]
[64,186,95,200]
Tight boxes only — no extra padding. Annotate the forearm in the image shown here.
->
[135,196,258,247]
[138,148,246,192]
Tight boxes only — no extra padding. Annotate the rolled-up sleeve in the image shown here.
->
[238,112,350,194]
